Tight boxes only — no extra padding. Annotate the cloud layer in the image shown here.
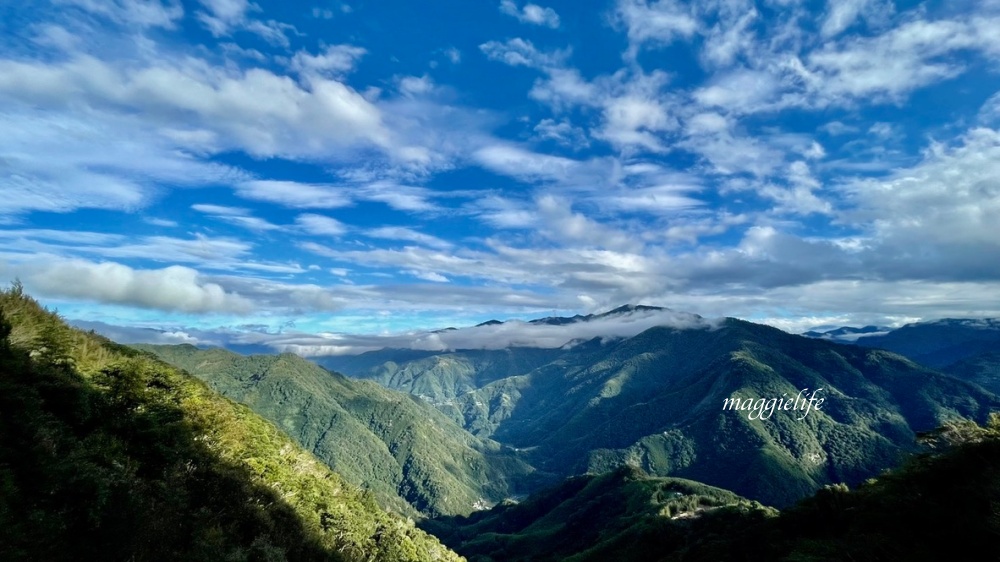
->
[2,0,1000,345]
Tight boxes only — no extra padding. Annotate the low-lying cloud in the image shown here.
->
[79,306,719,357]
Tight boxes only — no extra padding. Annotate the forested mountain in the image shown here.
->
[426,416,1000,562]
[423,467,774,562]
[324,315,1000,507]
[942,352,1000,395]
[854,318,1000,368]
[0,285,462,562]
[136,344,538,517]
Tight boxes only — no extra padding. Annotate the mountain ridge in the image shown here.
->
[323,316,1000,507]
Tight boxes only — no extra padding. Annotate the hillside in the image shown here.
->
[422,467,774,562]
[328,316,1000,507]
[136,344,537,517]
[0,285,462,562]
[941,351,1000,395]
[426,416,1000,562]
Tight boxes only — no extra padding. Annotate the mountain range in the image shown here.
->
[318,309,1000,507]
[7,287,1000,561]
[804,317,1000,394]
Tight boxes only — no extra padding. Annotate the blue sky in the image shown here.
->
[2,0,1000,353]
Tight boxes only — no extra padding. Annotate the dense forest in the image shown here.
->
[424,416,1000,561]
[0,284,461,561]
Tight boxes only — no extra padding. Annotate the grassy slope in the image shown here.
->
[0,286,462,562]
[136,344,537,517]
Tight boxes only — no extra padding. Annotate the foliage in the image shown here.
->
[0,285,463,562]
[133,344,537,518]
[427,416,1000,561]
[422,466,776,562]
[326,318,1000,507]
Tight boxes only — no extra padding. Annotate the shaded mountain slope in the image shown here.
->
[422,467,772,562]
[136,344,537,517]
[0,285,461,562]
[942,351,1000,395]
[425,416,1000,562]
[332,317,1000,507]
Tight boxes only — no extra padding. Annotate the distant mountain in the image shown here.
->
[427,416,1000,562]
[0,286,461,561]
[528,304,668,326]
[327,317,1000,507]
[855,318,1000,368]
[136,344,537,517]
[802,325,889,342]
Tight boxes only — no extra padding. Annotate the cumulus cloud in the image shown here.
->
[0,54,390,159]
[290,44,367,77]
[499,1,560,28]
[6,259,253,313]
[479,38,569,69]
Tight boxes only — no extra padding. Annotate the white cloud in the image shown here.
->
[700,6,758,68]
[0,54,390,159]
[980,91,1000,126]
[693,68,780,114]
[820,0,892,38]
[397,74,434,96]
[195,0,295,46]
[296,213,348,236]
[533,118,590,148]
[290,44,367,77]
[613,0,698,59]
[235,181,353,208]
[479,38,568,69]
[841,127,1000,256]
[473,143,580,182]
[408,270,450,283]
[367,226,453,249]
[57,0,184,28]
[5,258,253,313]
[805,16,998,104]
[0,109,240,218]
[499,1,560,28]
[223,306,716,356]
[534,195,639,250]
[192,204,280,231]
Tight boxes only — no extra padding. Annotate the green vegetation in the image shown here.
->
[0,284,463,562]
[135,344,537,518]
[332,318,1000,507]
[423,466,775,562]
[426,416,1000,561]
[943,351,1000,395]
